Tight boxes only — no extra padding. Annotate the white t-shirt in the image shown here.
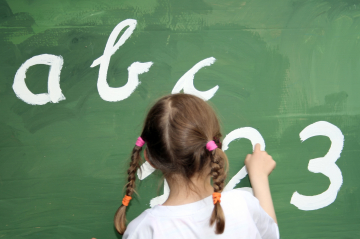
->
[124,188,279,239]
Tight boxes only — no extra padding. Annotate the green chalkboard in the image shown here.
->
[1,0,360,238]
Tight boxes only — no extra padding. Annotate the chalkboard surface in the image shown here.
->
[1,0,360,238]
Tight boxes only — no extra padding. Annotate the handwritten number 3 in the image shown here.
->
[290,121,344,210]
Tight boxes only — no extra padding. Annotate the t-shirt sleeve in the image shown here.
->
[123,211,154,239]
[239,189,280,239]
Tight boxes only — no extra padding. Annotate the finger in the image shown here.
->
[244,154,251,163]
[254,143,261,152]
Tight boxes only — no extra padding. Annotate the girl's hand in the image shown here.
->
[244,143,278,224]
[244,143,276,179]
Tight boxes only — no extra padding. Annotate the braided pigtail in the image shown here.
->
[114,138,144,234]
[209,145,227,234]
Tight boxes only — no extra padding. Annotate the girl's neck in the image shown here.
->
[162,174,214,206]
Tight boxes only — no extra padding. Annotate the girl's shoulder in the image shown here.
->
[123,209,154,239]
[221,188,268,220]
[222,188,258,206]
[223,188,280,238]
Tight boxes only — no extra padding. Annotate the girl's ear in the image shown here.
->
[144,148,156,168]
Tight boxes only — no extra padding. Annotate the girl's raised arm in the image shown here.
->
[244,143,277,224]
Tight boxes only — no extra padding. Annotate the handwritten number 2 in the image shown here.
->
[222,127,265,193]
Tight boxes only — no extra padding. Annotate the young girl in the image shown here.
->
[115,94,279,239]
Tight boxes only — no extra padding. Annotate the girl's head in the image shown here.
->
[115,93,228,234]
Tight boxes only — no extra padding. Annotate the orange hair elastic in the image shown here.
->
[212,192,221,204]
[122,195,132,206]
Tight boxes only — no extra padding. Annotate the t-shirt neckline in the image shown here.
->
[150,194,214,217]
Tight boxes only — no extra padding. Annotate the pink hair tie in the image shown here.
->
[206,141,218,151]
[135,137,145,147]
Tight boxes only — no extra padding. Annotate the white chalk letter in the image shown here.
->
[222,127,265,192]
[91,19,153,102]
[149,179,170,207]
[290,121,344,210]
[137,161,169,207]
[172,57,219,101]
[137,161,156,180]
[13,54,65,105]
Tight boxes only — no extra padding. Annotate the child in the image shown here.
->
[114,94,279,239]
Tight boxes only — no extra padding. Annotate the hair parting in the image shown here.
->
[114,145,143,234]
